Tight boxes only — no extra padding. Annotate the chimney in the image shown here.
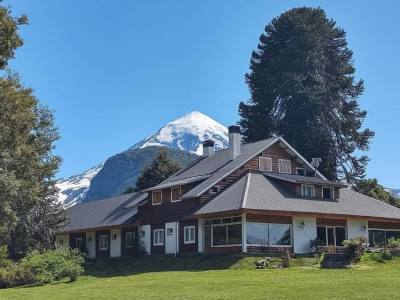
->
[202,140,215,157]
[228,125,241,160]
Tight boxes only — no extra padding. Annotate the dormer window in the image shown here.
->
[171,187,181,202]
[259,157,272,172]
[322,187,334,200]
[301,184,314,197]
[152,190,162,205]
[296,167,306,176]
[278,159,291,174]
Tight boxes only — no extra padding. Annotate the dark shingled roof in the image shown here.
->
[194,172,400,220]
[60,192,147,233]
[263,172,347,188]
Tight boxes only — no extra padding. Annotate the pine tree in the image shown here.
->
[239,7,374,182]
[135,149,181,191]
[0,5,65,259]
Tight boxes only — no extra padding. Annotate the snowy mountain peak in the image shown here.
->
[56,111,229,206]
[131,111,229,154]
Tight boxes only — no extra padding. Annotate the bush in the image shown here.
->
[387,238,400,256]
[0,265,34,289]
[281,249,291,268]
[382,249,392,261]
[20,248,85,284]
[343,236,367,264]
[0,246,12,268]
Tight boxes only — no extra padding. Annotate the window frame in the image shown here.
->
[99,234,109,250]
[322,186,334,200]
[207,216,242,248]
[184,226,196,244]
[301,184,315,197]
[152,190,162,206]
[246,222,292,247]
[125,231,135,248]
[259,157,272,172]
[316,225,347,247]
[368,228,400,247]
[295,167,306,176]
[278,159,292,174]
[171,186,182,202]
[153,229,164,246]
[75,237,83,249]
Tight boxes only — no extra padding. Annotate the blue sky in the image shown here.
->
[5,0,400,187]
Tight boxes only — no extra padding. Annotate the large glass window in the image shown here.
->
[368,229,400,247]
[316,226,347,247]
[228,224,242,245]
[269,224,291,245]
[335,227,346,246]
[247,223,269,245]
[386,231,400,241]
[208,216,242,247]
[212,226,228,246]
[317,226,327,244]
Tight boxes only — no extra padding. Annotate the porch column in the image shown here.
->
[198,218,204,253]
[242,212,247,253]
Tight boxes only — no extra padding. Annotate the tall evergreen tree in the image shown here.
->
[135,149,181,191]
[0,4,65,259]
[239,7,374,182]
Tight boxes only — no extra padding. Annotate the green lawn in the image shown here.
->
[1,255,400,300]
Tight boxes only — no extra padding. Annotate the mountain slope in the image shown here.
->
[56,111,229,206]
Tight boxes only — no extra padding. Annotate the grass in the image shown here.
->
[1,254,400,300]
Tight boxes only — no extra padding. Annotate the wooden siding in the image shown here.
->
[368,221,400,230]
[316,218,347,227]
[179,220,198,253]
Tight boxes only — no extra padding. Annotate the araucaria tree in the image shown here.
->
[135,149,181,191]
[0,5,66,259]
[239,7,374,182]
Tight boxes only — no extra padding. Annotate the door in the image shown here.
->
[165,222,178,255]
[327,227,336,254]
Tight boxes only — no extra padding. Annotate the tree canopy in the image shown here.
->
[0,4,65,259]
[353,179,400,208]
[135,149,181,191]
[239,7,374,183]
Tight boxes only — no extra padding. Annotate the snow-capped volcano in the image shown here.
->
[56,111,229,206]
[131,111,229,154]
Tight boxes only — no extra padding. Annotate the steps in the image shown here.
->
[320,254,352,268]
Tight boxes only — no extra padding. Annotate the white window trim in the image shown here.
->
[184,226,196,244]
[316,225,347,247]
[259,157,272,172]
[171,186,182,202]
[295,167,306,176]
[301,184,315,197]
[153,229,164,246]
[99,234,109,250]
[152,190,162,206]
[278,159,292,174]
[75,237,83,248]
[322,186,334,200]
[245,222,292,247]
[125,232,135,248]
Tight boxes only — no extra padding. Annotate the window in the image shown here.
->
[335,227,346,246]
[296,167,306,176]
[99,235,109,250]
[207,216,242,247]
[278,159,291,174]
[246,223,292,246]
[126,232,135,248]
[301,184,314,197]
[171,187,181,202]
[259,157,272,172]
[368,229,400,247]
[152,190,162,205]
[184,226,196,244]
[75,237,83,249]
[322,187,334,199]
[153,229,164,246]
[317,226,327,244]
[317,226,347,247]
[246,223,269,245]
[167,228,174,235]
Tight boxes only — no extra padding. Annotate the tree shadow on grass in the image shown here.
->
[84,254,253,278]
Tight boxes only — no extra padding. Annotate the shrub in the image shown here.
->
[20,248,85,284]
[0,265,34,289]
[371,252,385,263]
[310,238,324,263]
[0,246,12,268]
[281,249,291,268]
[343,236,367,264]
[387,238,400,256]
[382,249,392,261]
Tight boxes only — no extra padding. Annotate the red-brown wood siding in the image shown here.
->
[368,221,400,230]
[179,220,197,253]
[316,218,347,227]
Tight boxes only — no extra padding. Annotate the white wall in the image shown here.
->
[110,229,121,257]
[347,219,368,240]
[198,219,204,253]
[86,232,96,258]
[55,234,69,248]
[292,216,317,253]
[139,225,151,254]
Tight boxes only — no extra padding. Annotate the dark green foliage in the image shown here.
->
[343,237,367,263]
[0,5,27,70]
[135,149,182,190]
[20,248,85,284]
[353,178,400,208]
[0,264,34,289]
[239,7,374,182]
[0,4,65,259]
